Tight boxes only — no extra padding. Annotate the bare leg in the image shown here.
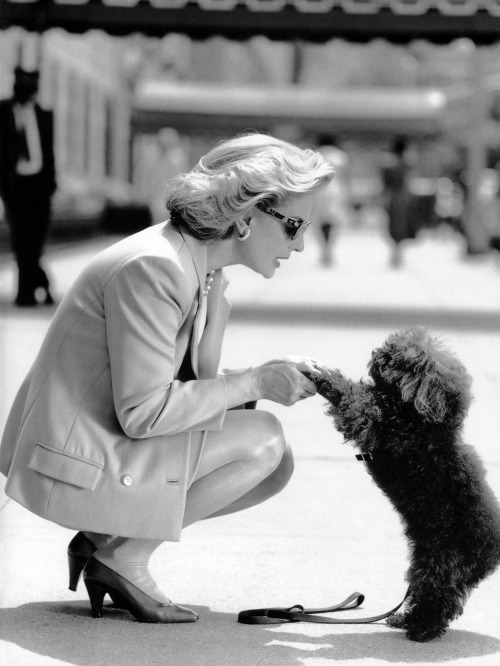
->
[83,532,115,550]
[93,410,290,601]
[194,441,293,520]
[94,537,168,603]
[182,409,290,527]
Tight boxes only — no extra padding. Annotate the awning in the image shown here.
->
[132,81,474,135]
[3,0,500,44]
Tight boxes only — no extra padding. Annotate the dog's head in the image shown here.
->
[368,327,472,425]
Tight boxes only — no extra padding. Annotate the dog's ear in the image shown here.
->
[402,373,462,423]
[370,328,472,424]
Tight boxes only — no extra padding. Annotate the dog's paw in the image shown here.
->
[386,612,407,629]
[405,623,447,642]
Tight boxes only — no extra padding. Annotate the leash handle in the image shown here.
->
[238,589,409,625]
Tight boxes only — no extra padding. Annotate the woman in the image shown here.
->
[0,132,334,623]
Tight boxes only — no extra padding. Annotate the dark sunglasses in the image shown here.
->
[256,203,311,241]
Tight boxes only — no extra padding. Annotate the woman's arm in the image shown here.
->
[104,257,319,439]
[104,256,229,439]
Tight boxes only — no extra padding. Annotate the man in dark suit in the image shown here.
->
[0,67,56,306]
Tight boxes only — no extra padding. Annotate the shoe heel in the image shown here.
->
[84,581,107,618]
[68,553,85,591]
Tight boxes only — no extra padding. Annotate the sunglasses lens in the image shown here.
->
[285,218,307,241]
[258,206,309,241]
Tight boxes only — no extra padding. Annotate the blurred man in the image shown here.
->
[0,67,56,306]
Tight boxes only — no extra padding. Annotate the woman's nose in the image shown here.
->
[292,234,305,253]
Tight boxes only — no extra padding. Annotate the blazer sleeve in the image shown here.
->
[103,255,228,439]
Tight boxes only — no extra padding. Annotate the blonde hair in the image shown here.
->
[165,132,335,242]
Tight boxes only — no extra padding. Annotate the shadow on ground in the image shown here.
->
[1,601,499,665]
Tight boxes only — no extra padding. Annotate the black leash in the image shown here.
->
[239,451,408,627]
[238,589,409,625]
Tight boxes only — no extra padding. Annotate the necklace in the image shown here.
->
[203,270,216,296]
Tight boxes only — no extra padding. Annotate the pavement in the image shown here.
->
[1,218,500,666]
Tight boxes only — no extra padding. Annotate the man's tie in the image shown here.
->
[17,116,31,161]
[15,105,43,174]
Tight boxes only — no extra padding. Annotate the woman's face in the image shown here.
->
[239,193,315,279]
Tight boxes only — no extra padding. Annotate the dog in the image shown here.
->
[312,327,500,642]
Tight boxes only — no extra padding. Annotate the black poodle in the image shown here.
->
[312,327,500,642]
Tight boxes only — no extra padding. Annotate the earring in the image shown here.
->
[238,228,251,241]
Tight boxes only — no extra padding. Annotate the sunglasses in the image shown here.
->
[256,203,311,241]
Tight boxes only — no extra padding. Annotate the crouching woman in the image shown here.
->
[0,132,334,623]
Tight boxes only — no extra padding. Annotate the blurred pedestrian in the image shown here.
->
[481,163,500,253]
[381,138,415,268]
[0,67,57,306]
[311,136,352,267]
[0,133,334,624]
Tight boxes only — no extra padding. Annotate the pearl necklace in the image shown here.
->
[203,270,216,296]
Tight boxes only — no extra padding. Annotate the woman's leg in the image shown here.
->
[94,537,168,602]
[183,409,293,527]
[92,409,291,602]
[202,440,293,520]
[83,532,115,549]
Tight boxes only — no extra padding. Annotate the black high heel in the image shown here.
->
[67,532,97,591]
[83,557,198,623]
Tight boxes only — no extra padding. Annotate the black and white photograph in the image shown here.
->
[1,2,500,665]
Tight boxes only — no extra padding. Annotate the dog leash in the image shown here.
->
[239,449,408,626]
[238,589,410,625]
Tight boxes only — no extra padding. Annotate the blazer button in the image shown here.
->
[121,474,133,487]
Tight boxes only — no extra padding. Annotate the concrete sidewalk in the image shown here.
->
[1,224,500,666]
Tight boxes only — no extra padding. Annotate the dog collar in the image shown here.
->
[356,453,374,462]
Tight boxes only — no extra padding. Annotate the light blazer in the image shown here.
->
[0,222,232,540]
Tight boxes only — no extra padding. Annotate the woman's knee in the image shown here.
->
[270,442,294,493]
[250,411,287,474]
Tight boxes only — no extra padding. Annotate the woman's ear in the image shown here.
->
[234,216,251,236]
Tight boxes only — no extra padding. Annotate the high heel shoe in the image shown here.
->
[83,557,198,623]
[67,532,97,591]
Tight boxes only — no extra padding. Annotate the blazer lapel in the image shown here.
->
[178,225,211,378]
[179,225,207,294]
[177,225,231,379]
[198,271,232,379]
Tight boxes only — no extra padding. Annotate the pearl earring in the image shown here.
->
[238,228,251,241]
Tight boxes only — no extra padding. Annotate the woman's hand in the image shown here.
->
[259,355,322,377]
[252,358,320,406]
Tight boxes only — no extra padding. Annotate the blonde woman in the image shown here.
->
[0,133,334,623]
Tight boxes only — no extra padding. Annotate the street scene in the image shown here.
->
[1,222,500,665]
[2,3,500,666]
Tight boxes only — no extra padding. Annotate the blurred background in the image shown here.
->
[2,1,500,259]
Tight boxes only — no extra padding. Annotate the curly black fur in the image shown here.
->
[313,327,500,642]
